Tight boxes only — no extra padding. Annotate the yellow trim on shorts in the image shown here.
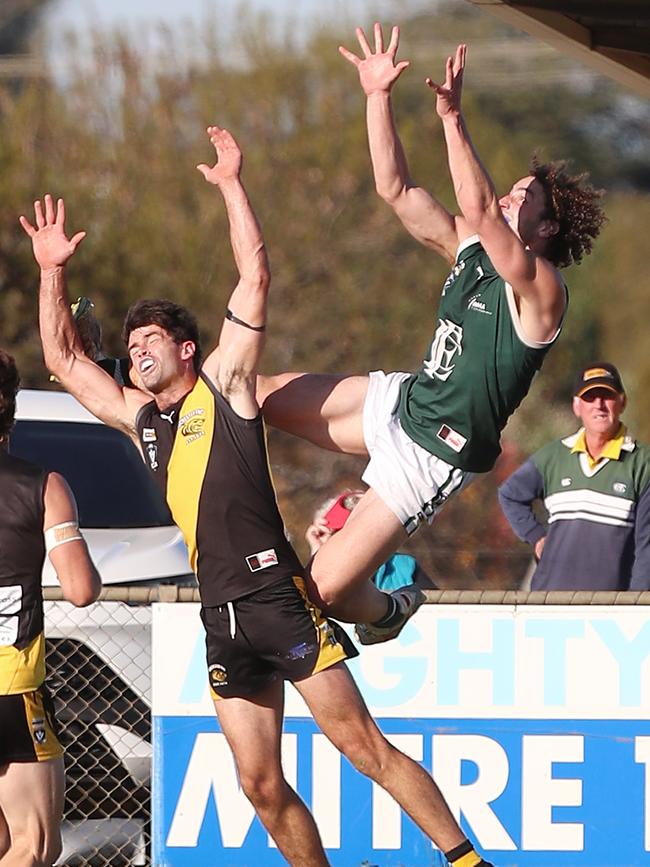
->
[22,689,63,761]
[292,576,350,674]
[0,634,46,694]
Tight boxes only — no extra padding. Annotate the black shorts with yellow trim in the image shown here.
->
[201,575,358,699]
[0,683,63,764]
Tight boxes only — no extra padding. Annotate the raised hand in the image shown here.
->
[426,44,466,119]
[339,23,410,96]
[19,195,86,270]
[197,125,243,185]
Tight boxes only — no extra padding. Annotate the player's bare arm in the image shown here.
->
[198,126,269,420]
[43,470,101,607]
[340,23,463,262]
[19,195,149,437]
[429,45,565,341]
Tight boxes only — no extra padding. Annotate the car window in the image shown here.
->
[10,420,173,529]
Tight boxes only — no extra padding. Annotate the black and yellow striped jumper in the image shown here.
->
[0,450,63,762]
[135,373,355,697]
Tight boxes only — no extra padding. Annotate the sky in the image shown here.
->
[40,0,429,36]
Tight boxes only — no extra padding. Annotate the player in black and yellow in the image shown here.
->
[26,126,495,866]
[134,355,355,696]
[0,349,100,867]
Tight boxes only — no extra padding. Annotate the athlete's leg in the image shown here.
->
[0,757,64,867]
[0,792,9,862]
[294,664,489,864]
[213,679,330,867]
[306,487,408,623]
[256,372,369,454]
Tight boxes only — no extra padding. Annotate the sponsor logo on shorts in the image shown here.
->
[286,641,316,661]
[319,621,338,647]
[32,717,46,744]
[142,427,157,442]
[245,548,279,572]
[436,424,467,454]
[208,664,228,689]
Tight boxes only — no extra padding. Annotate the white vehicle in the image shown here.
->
[13,389,194,588]
[11,389,196,867]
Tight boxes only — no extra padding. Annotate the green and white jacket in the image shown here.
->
[498,428,650,590]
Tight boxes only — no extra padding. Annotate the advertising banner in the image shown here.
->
[152,603,650,866]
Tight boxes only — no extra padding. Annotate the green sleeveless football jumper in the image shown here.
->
[397,236,565,473]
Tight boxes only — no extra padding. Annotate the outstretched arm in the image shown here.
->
[198,127,269,420]
[339,23,465,262]
[19,196,149,437]
[429,46,565,340]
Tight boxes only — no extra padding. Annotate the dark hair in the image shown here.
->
[122,299,202,372]
[0,349,20,439]
[530,157,606,269]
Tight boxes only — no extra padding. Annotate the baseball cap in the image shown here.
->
[574,362,624,398]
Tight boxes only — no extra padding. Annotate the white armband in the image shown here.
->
[45,521,83,554]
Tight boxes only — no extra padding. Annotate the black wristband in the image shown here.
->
[225,308,266,332]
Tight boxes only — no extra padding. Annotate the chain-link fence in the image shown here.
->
[43,586,650,866]
[44,587,199,867]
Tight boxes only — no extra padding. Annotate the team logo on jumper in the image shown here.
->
[467,294,492,315]
[31,717,46,744]
[436,424,467,454]
[146,443,159,471]
[142,427,157,442]
[208,664,228,689]
[423,319,464,382]
[613,482,627,494]
[180,408,206,443]
[245,548,279,572]
[442,259,466,295]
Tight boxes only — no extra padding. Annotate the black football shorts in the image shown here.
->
[0,683,63,764]
[201,575,358,699]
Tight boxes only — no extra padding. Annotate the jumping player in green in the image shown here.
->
[258,24,606,643]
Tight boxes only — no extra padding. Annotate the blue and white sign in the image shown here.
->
[152,604,650,866]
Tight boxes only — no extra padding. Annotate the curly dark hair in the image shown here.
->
[530,157,606,269]
[0,349,20,440]
[122,299,202,372]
